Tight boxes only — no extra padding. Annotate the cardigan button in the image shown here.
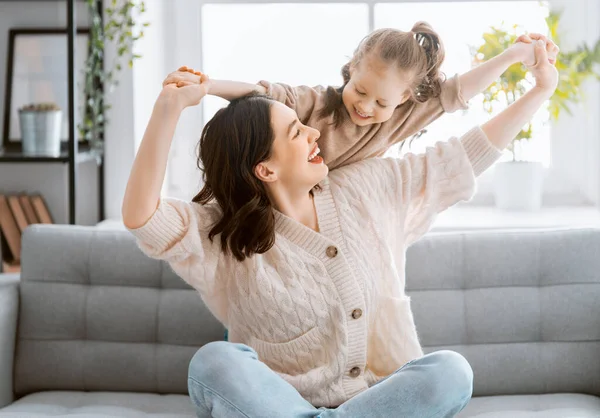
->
[349,366,361,378]
[326,246,338,258]
[351,309,362,319]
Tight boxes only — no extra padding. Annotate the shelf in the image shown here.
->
[0,148,101,163]
[0,0,105,224]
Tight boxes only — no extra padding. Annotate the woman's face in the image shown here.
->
[256,101,328,190]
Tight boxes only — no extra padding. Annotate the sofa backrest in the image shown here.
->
[406,227,600,397]
[14,225,600,397]
[15,225,224,396]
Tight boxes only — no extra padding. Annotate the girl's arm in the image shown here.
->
[162,67,268,101]
[207,79,267,101]
[162,70,321,123]
[480,39,558,150]
[459,34,558,102]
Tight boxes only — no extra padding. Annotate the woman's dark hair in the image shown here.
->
[192,94,276,262]
[319,22,446,127]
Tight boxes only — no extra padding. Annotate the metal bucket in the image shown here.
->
[19,110,62,156]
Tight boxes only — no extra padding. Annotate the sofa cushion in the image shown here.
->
[15,226,225,397]
[0,391,195,417]
[458,393,600,417]
[407,228,600,397]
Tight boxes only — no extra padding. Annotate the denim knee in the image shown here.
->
[188,341,256,384]
[425,350,474,405]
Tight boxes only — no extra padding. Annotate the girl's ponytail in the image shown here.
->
[410,21,445,102]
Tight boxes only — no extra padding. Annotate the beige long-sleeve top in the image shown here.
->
[258,75,467,169]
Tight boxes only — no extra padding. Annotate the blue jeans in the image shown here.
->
[188,341,473,418]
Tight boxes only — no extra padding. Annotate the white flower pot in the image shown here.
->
[493,161,544,211]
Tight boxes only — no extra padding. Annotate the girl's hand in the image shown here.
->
[513,33,559,66]
[159,69,210,110]
[162,66,206,89]
[528,39,559,93]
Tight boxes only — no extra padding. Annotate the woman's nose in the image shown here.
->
[309,127,321,142]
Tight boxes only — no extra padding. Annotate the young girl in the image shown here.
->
[122,39,559,417]
[166,23,557,170]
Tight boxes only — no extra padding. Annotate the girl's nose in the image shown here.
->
[357,102,373,114]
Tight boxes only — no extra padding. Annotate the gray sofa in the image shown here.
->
[0,224,599,417]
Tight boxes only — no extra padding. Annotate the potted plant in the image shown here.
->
[18,103,62,156]
[473,10,600,211]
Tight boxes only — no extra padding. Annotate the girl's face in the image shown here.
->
[255,101,328,191]
[342,54,411,126]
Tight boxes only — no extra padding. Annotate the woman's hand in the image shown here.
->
[159,68,210,111]
[513,33,559,66]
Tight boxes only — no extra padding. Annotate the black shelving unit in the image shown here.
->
[0,0,104,224]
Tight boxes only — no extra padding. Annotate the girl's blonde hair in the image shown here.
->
[319,22,446,127]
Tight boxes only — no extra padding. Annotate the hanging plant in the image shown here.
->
[80,0,149,157]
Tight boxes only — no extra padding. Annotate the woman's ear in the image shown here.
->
[254,162,277,183]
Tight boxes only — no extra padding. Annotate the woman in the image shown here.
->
[122,39,558,417]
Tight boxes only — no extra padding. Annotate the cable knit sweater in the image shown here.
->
[128,126,501,407]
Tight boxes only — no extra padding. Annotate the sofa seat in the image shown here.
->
[459,393,600,417]
[0,391,195,417]
[1,392,599,417]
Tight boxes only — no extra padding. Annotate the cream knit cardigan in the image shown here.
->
[128,126,501,407]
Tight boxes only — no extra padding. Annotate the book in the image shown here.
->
[19,195,38,224]
[7,196,28,233]
[0,195,21,262]
[30,195,53,224]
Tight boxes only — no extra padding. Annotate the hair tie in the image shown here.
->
[414,31,426,46]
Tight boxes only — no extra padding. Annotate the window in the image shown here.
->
[164,0,598,207]
[201,4,369,123]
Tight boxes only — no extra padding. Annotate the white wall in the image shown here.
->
[162,1,205,201]
[547,0,600,206]
[0,1,98,225]
[101,0,135,221]
[103,0,176,219]
[132,0,172,199]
